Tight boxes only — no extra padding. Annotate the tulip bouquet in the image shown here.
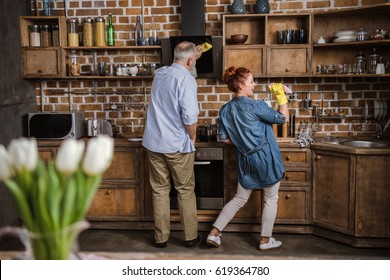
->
[0,135,114,260]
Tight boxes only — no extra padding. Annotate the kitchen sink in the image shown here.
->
[339,140,390,148]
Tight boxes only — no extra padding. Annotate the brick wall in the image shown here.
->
[31,0,390,138]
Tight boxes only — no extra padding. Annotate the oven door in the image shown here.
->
[170,160,224,210]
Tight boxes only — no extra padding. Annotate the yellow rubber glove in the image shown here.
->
[197,42,213,53]
[268,83,288,105]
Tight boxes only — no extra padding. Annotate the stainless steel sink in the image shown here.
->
[339,140,389,148]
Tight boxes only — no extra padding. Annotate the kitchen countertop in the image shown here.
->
[311,136,390,155]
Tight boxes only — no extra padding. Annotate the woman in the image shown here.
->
[206,66,289,250]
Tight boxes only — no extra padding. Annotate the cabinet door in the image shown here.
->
[22,48,64,77]
[267,47,311,76]
[87,187,139,220]
[312,151,355,235]
[103,149,140,184]
[277,190,310,223]
[223,45,265,77]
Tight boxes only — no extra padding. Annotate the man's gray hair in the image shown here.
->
[173,41,196,62]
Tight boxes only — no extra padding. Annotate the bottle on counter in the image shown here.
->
[94,17,106,46]
[134,15,143,46]
[66,18,79,47]
[29,25,40,47]
[83,17,94,47]
[106,13,115,46]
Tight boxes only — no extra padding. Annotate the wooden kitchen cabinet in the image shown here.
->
[224,145,312,231]
[20,16,67,78]
[88,147,141,221]
[312,149,390,247]
[312,4,390,76]
[222,13,311,77]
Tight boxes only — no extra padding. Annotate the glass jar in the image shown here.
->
[83,18,94,47]
[51,24,60,46]
[67,50,80,76]
[40,24,51,47]
[94,17,106,46]
[67,18,79,47]
[29,25,40,47]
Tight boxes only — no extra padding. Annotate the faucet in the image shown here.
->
[366,118,383,139]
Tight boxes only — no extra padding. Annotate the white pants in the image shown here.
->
[213,181,280,237]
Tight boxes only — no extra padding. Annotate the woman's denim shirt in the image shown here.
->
[219,96,286,189]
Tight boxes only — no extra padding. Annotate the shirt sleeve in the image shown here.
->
[255,100,286,125]
[178,76,199,125]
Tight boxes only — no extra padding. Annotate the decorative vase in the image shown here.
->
[231,0,246,14]
[254,0,270,14]
[0,221,89,260]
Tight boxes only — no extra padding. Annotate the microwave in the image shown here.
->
[28,111,85,139]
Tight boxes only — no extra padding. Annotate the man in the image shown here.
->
[142,41,203,248]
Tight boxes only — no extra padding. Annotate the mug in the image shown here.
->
[376,63,385,74]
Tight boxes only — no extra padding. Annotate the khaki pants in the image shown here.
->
[147,151,198,243]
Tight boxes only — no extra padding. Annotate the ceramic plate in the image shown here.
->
[128,138,143,142]
[383,101,388,120]
[333,37,356,43]
[374,100,379,119]
[335,30,356,37]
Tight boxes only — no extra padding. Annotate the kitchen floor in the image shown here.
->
[1,229,389,260]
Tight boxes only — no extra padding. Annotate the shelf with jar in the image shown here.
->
[20,16,67,78]
[222,13,311,77]
[311,3,390,77]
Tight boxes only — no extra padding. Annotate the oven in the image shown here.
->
[170,147,224,210]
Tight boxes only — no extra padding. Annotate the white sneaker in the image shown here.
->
[206,234,221,247]
[259,237,282,251]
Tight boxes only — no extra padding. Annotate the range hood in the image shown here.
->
[181,0,206,36]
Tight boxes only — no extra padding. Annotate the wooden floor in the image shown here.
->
[1,229,390,260]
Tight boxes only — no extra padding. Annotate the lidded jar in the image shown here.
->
[29,25,40,47]
[40,24,51,47]
[67,50,80,76]
[83,17,94,47]
[94,17,106,46]
[66,18,79,47]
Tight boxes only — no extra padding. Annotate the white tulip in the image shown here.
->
[82,135,114,176]
[56,138,85,174]
[0,145,13,180]
[8,138,38,173]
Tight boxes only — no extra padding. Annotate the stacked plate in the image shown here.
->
[333,30,356,43]
[374,100,388,121]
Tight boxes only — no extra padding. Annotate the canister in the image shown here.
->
[29,25,40,47]
[83,18,94,47]
[51,24,60,46]
[94,17,106,46]
[67,18,79,47]
[40,24,51,47]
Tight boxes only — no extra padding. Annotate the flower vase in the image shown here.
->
[254,0,270,14]
[0,221,89,260]
[231,0,246,14]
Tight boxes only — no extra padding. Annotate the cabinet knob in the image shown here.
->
[285,155,291,161]
[285,175,290,180]
[105,190,112,195]
[314,155,321,160]
[285,194,291,200]
[285,68,291,72]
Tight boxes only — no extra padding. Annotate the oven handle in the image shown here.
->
[194,161,211,165]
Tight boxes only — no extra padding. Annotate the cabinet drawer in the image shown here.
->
[88,188,138,218]
[223,45,265,77]
[283,170,309,183]
[280,150,310,165]
[22,48,64,77]
[267,47,310,76]
[276,190,309,222]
